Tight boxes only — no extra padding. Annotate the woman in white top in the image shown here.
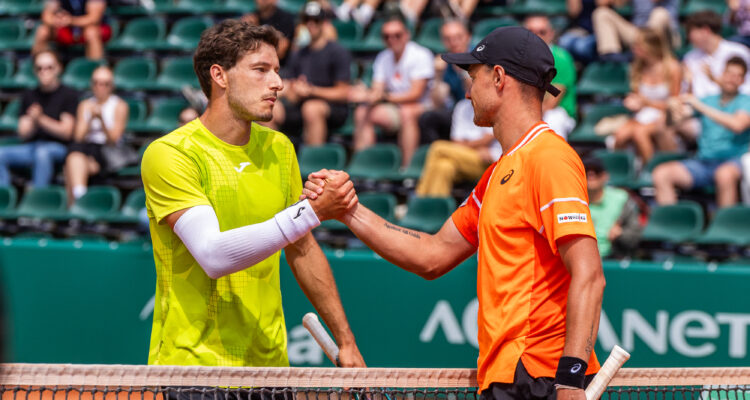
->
[613,28,681,163]
[64,66,128,204]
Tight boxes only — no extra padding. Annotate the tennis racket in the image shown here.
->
[303,312,341,367]
[584,345,630,400]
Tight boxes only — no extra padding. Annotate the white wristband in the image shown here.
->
[274,199,321,244]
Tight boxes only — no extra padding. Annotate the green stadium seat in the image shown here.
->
[415,18,445,54]
[124,98,147,132]
[0,186,18,218]
[332,20,362,52]
[117,143,150,176]
[0,100,20,132]
[0,19,29,50]
[347,144,401,180]
[0,0,43,15]
[61,57,106,91]
[167,0,226,13]
[592,150,635,187]
[15,186,67,219]
[153,57,199,91]
[0,57,12,82]
[474,4,509,17]
[130,98,187,134]
[66,186,122,221]
[472,17,518,43]
[0,58,36,89]
[278,0,307,13]
[299,143,347,178]
[695,206,750,246]
[577,62,630,96]
[641,201,704,243]
[681,0,727,16]
[399,196,456,234]
[223,0,256,13]
[102,188,145,224]
[509,0,567,15]
[349,19,385,53]
[113,57,157,91]
[107,17,167,51]
[386,144,429,180]
[627,152,687,189]
[157,16,212,51]
[568,104,630,144]
[111,0,169,15]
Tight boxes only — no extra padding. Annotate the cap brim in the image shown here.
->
[441,52,482,70]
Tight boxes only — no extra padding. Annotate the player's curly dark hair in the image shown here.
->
[193,20,279,98]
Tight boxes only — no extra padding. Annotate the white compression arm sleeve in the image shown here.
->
[173,201,320,279]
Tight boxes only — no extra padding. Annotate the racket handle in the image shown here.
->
[303,312,341,367]
[585,345,630,400]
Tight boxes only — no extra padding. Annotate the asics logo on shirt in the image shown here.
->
[234,162,251,173]
[293,207,305,219]
[500,169,514,184]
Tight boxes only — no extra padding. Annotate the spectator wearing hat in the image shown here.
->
[270,1,352,145]
[350,15,434,167]
[584,156,642,258]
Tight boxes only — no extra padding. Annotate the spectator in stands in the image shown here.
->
[613,28,681,163]
[418,19,471,144]
[444,0,506,22]
[350,14,434,167]
[0,51,78,188]
[244,0,296,62]
[272,2,351,145]
[683,11,750,99]
[64,66,128,203]
[653,57,750,208]
[584,156,642,258]
[728,0,750,48]
[592,0,679,62]
[178,108,200,127]
[558,0,597,63]
[32,0,110,60]
[415,99,500,196]
[524,15,577,140]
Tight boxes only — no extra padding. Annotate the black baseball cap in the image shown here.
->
[301,1,327,21]
[441,26,560,97]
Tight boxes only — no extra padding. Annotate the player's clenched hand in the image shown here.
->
[338,342,366,368]
[306,170,358,221]
[556,388,585,400]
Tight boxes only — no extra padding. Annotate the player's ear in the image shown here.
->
[492,65,506,91]
[209,64,228,91]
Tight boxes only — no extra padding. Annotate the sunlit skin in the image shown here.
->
[466,64,502,129]
[224,43,283,123]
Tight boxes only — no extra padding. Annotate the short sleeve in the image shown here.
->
[372,51,387,84]
[451,163,495,248]
[533,150,596,254]
[62,88,79,116]
[141,141,211,224]
[407,47,435,81]
[332,45,352,83]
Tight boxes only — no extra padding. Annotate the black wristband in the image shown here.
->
[554,356,588,389]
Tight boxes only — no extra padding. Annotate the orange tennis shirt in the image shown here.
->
[451,122,600,391]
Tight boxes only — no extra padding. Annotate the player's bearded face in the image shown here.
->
[226,44,283,122]
[469,65,499,127]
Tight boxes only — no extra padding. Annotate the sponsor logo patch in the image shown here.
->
[557,213,587,223]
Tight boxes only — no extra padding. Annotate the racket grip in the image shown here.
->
[585,345,630,400]
[303,312,341,367]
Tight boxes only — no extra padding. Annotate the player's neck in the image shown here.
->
[199,105,252,146]
[493,107,542,153]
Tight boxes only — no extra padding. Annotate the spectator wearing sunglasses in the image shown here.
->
[64,65,128,204]
[350,14,434,167]
[0,51,78,188]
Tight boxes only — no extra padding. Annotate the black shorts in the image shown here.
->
[282,99,349,135]
[68,142,106,170]
[479,360,596,400]
[163,387,293,400]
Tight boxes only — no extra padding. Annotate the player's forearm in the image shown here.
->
[286,234,357,346]
[340,204,445,279]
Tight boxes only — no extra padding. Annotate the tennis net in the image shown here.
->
[0,364,749,400]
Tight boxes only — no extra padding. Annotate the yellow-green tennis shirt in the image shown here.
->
[141,118,302,367]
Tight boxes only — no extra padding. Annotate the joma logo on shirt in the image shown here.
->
[234,162,251,173]
[557,213,587,223]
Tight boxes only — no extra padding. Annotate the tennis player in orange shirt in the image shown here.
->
[304,26,605,400]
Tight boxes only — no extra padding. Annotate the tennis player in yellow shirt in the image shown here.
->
[141,20,365,369]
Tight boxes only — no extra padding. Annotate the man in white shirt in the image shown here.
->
[683,10,750,98]
[350,15,434,167]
